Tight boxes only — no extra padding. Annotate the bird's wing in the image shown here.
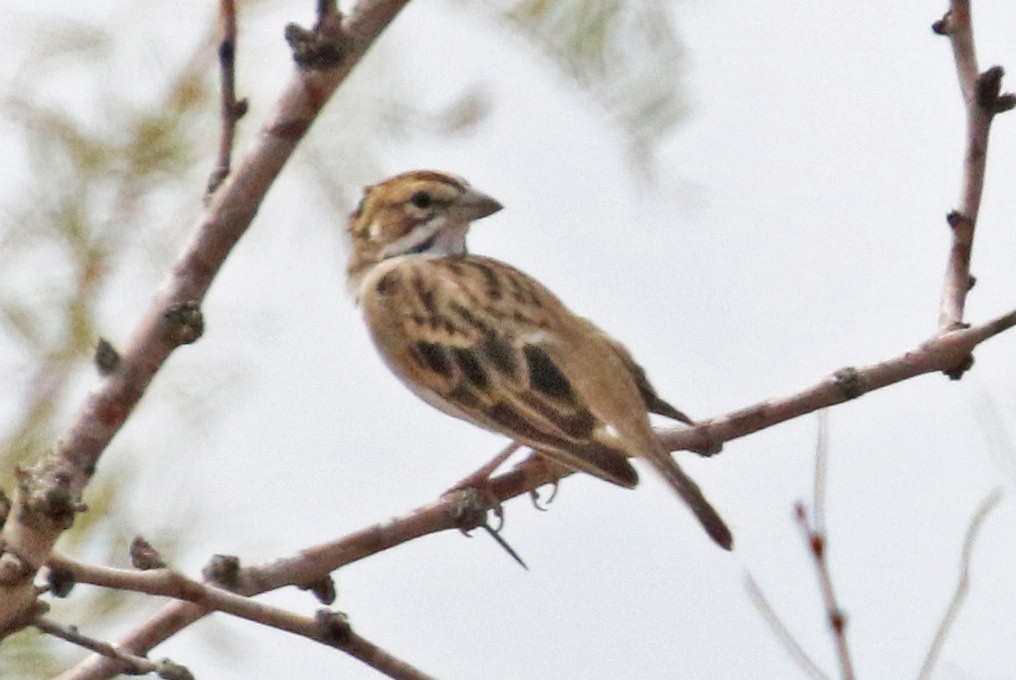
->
[598,329,694,424]
[360,254,641,488]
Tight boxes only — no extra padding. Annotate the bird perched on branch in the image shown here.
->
[346,170,731,550]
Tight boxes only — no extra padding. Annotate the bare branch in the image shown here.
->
[12,3,1016,677]
[52,487,480,680]
[748,420,853,680]
[206,0,248,196]
[916,489,1003,680]
[46,312,1016,678]
[33,617,178,677]
[812,411,830,535]
[934,0,1013,331]
[47,553,437,680]
[658,308,1016,454]
[0,0,412,647]
[795,505,855,680]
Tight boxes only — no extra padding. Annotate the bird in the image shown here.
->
[345,170,731,550]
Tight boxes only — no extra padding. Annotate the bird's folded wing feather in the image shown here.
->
[362,255,641,487]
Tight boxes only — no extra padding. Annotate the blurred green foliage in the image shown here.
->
[0,12,217,678]
[501,0,688,171]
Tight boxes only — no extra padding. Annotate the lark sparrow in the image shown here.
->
[346,170,731,550]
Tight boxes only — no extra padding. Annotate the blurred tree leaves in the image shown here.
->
[0,12,216,678]
[498,0,688,172]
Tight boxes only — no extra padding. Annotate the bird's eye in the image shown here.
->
[410,191,432,209]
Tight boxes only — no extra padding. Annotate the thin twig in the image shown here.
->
[745,575,832,680]
[207,0,247,196]
[317,0,340,26]
[916,489,1003,680]
[658,307,1016,454]
[805,416,855,680]
[48,553,438,680]
[745,419,841,679]
[933,0,1014,331]
[33,617,169,676]
[795,505,855,680]
[812,411,830,534]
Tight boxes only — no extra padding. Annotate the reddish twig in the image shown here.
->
[206,0,249,196]
[746,416,853,680]
[794,503,855,680]
[932,0,1015,332]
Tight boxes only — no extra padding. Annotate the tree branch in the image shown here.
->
[932,0,1015,331]
[32,617,185,678]
[206,0,248,196]
[48,554,438,680]
[51,298,1016,676]
[0,0,411,646]
[658,307,1016,454]
[14,2,1016,678]
[794,503,855,680]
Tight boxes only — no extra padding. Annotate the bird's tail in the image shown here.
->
[646,444,733,550]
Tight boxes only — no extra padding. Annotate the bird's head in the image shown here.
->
[346,170,503,290]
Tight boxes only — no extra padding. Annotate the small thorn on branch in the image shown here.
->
[931,11,952,36]
[285,2,346,71]
[943,352,974,381]
[162,302,204,346]
[284,23,347,70]
[94,338,120,375]
[299,576,337,605]
[202,554,241,590]
[315,609,352,644]
[946,210,973,231]
[47,564,75,597]
[975,66,1005,109]
[993,93,1016,113]
[154,659,195,680]
[316,0,340,25]
[809,531,825,559]
[829,608,847,634]
[130,535,167,570]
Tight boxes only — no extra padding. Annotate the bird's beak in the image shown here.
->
[454,188,503,221]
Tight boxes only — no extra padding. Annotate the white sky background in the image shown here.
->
[4,1,1016,678]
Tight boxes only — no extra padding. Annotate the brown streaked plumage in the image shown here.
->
[347,170,732,550]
